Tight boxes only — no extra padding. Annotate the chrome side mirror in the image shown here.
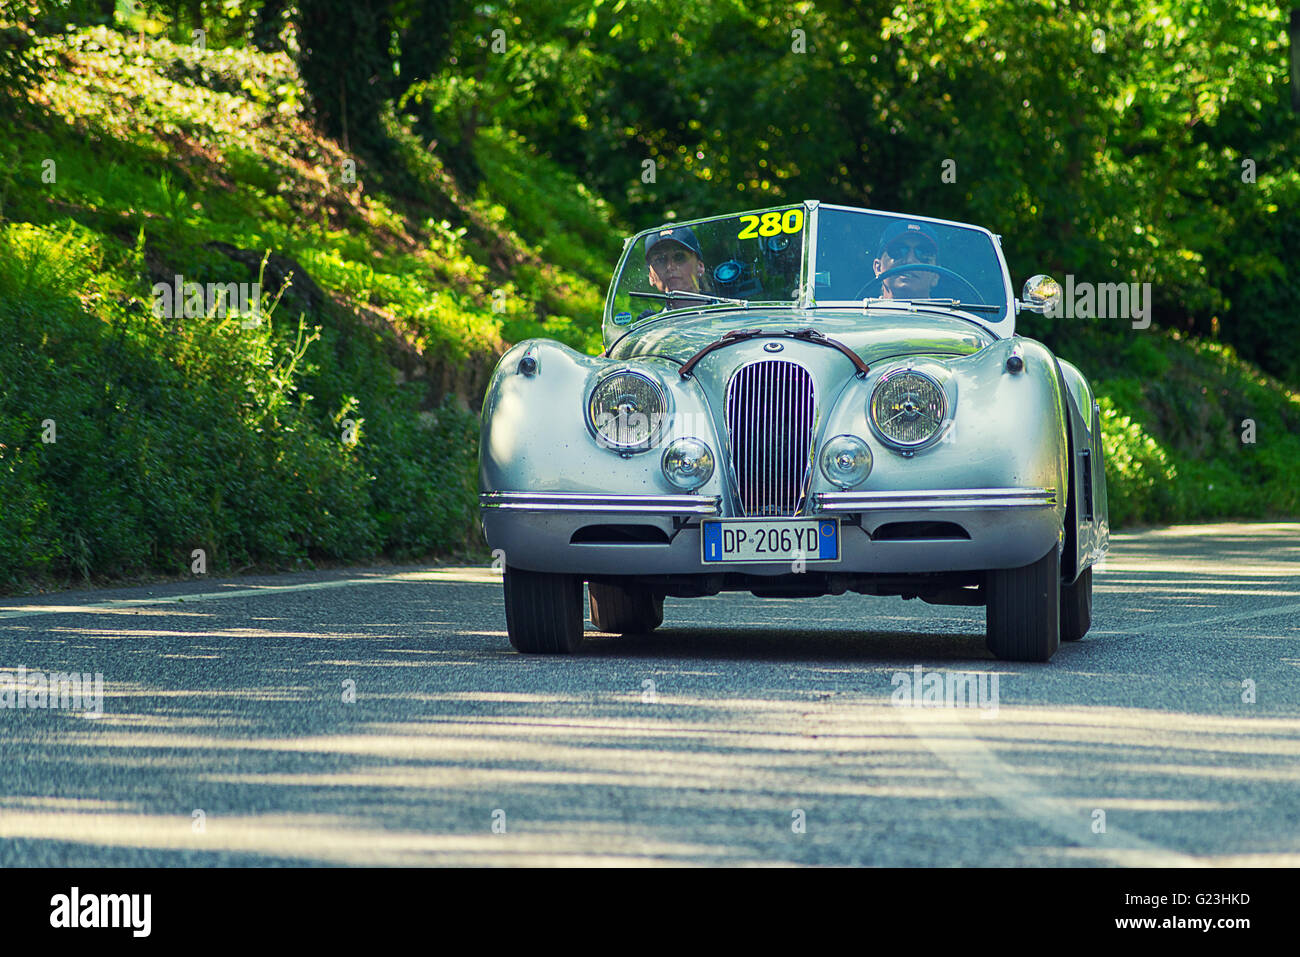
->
[1017,274,1062,315]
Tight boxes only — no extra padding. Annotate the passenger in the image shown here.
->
[639,226,709,318]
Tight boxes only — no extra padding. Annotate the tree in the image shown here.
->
[296,0,459,152]
[253,0,289,52]
[428,0,1298,381]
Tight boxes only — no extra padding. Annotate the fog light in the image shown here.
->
[662,437,715,491]
[820,434,873,489]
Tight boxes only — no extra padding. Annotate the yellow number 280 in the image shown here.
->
[737,208,803,240]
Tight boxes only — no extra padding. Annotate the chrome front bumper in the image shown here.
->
[479,492,721,515]
[814,487,1058,511]
[480,488,1055,514]
[479,487,1062,576]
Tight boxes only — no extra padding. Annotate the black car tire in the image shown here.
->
[503,566,584,654]
[588,583,664,634]
[1060,565,1093,642]
[986,545,1061,662]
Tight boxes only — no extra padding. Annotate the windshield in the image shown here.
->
[603,203,1011,347]
[604,206,807,343]
[814,207,1009,312]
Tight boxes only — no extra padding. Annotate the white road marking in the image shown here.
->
[897,707,1207,867]
[1160,602,1300,630]
[0,568,499,620]
[1090,600,1300,637]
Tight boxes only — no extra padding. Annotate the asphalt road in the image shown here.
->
[1,522,1298,867]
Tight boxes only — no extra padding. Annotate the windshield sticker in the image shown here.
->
[737,208,803,240]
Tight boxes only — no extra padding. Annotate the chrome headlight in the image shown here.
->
[819,434,873,488]
[587,370,665,451]
[869,369,947,449]
[661,437,715,490]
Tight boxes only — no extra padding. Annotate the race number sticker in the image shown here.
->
[737,208,804,240]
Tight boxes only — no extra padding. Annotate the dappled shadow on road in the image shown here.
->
[584,626,990,663]
[1,523,1299,866]
[1104,521,1300,581]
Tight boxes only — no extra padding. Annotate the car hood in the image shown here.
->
[606,308,998,366]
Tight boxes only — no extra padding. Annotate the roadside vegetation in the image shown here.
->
[0,22,615,590]
[1044,328,1300,528]
[0,3,1296,592]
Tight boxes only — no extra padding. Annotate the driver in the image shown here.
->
[872,221,941,299]
[639,226,709,318]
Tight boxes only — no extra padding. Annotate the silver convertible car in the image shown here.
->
[479,202,1108,662]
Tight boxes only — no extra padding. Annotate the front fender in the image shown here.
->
[1057,358,1111,577]
[478,339,728,498]
[814,337,1070,511]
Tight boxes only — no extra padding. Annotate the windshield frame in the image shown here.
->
[602,201,1016,350]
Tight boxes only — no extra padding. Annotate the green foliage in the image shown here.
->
[295,0,397,149]
[470,126,622,289]
[1097,395,1181,527]
[436,0,1300,387]
[1094,332,1300,527]
[6,1,116,33]
[295,0,458,152]
[0,218,481,589]
[3,4,1298,598]
[0,27,507,590]
[0,16,54,103]
[1,26,607,361]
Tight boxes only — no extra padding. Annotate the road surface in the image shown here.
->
[1,522,1298,866]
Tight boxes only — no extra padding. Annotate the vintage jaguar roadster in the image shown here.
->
[478,202,1108,661]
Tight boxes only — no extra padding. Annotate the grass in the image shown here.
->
[1024,317,1300,528]
[0,25,618,592]
[0,23,1295,593]
[1092,332,1300,527]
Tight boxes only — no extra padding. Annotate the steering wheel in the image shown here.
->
[853,264,985,304]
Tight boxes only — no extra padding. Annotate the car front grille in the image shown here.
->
[724,360,816,517]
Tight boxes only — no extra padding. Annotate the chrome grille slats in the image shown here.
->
[767,363,774,511]
[778,362,786,509]
[725,360,816,517]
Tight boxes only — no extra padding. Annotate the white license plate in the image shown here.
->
[701,518,840,564]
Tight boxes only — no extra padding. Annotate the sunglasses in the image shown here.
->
[648,249,694,269]
[884,240,938,263]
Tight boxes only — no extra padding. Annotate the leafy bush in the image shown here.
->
[1094,331,1300,527]
[0,215,479,591]
[1096,395,1180,527]
[0,27,563,589]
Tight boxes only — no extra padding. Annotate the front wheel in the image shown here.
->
[986,546,1061,662]
[503,566,584,654]
[1061,565,1093,642]
[588,583,664,634]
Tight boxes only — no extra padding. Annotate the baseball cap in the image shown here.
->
[645,226,703,260]
[876,221,940,259]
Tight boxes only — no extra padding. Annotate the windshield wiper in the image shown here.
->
[629,290,748,307]
[860,298,1003,315]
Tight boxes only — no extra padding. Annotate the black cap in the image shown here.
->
[645,226,703,260]
[876,220,940,259]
